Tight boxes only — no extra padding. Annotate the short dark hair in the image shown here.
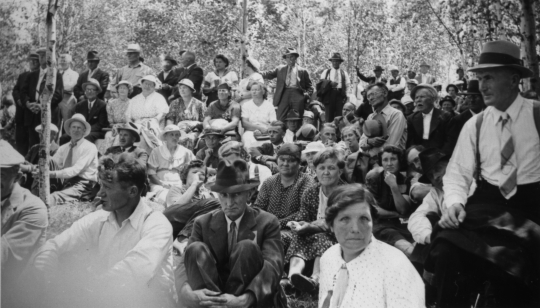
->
[366,82,389,96]
[378,145,406,171]
[99,153,147,196]
[214,54,230,67]
[269,120,287,133]
[313,148,345,169]
[180,159,207,183]
[325,184,379,228]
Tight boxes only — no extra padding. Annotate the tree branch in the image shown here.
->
[423,0,463,55]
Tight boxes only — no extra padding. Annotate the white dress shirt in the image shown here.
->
[51,138,98,181]
[35,199,176,308]
[284,129,296,143]
[443,95,540,208]
[320,68,351,97]
[163,70,171,80]
[408,187,444,244]
[359,104,407,157]
[387,75,406,92]
[422,108,434,140]
[61,68,79,92]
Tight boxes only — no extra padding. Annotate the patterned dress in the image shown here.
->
[166,97,206,124]
[102,97,131,151]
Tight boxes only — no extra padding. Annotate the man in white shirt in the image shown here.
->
[58,54,79,93]
[387,65,406,101]
[34,153,176,307]
[284,109,301,143]
[319,53,351,122]
[415,62,436,85]
[55,54,79,126]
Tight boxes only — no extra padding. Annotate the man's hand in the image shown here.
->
[191,175,204,189]
[368,137,386,148]
[211,292,255,307]
[184,288,226,307]
[34,250,59,277]
[439,203,466,229]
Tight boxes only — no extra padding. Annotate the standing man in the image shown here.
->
[456,67,468,91]
[107,44,154,99]
[415,62,436,85]
[55,54,80,126]
[319,52,351,122]
[355,65,387,85]
[261,48,314,121]
[170,51,204,101]
[74,51,109,101]
[387,65,406,101]
[157,55,179,103]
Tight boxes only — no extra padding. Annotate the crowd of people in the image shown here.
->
[1,39,540,308]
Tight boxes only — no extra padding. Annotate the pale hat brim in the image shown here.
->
[64,117,91,138]
[467,63,533,78]
[82,80,102,93]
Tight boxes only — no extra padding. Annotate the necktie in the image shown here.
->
[286,66,292,87]
[64,141,77,169]
[228,221,237,255]
[499,114,517,198]
[330,264,349,308]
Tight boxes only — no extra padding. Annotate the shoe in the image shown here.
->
[290,273,319,293]
[280,278,294,295]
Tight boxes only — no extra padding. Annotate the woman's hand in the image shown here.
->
[191,176,205,189]
[384,171,398,188]
[205,148,214,159]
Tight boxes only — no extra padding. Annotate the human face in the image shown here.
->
[1,167,21,200]
[305,151,317,168]
[205,135,221,150]
[331,60,341,69]
[427,160,448,189]
[381,152,400,174]
[29,59,40,71]
[468,94,485,113]
[405,103,415,115]
[162,60,174,72]
[127,52,139,63]
[85,85,99,100]
[302,117,314,125]
[390,103,405,114]
[374,70,382,78]
[277,155,300,177]
[407,83,416,91]
[118,130,135,147]
[342,103,355,116]
[268,126,284,144]
[391,70,399,78]
[97,172,136,212]
[457,70,464,78]
[286,120,299,132]
[420,66,428,74]
[87,60,99,71]
[476,68,520,110]
[179,84,193,97]
[117,84,130,98]
[141,80,155,93]
[414,89,435,114]
[441,101,454,113]
[447,87,457,97]
[316,158,342,187]
[217,88,230,101]
[218,190,250,221]
[58,56,70,70]
[367,86,386,109]
[285,55,298,66]
[69,121,86,141]
[214,58,227,71]
[185,167,206,186]
[320,127,337,144]
[250,84,263,99]
[181,53,194,68]
[164,131,181,146]
[407,148,422,173]
[342,130,359,151]
[331,202,373,260]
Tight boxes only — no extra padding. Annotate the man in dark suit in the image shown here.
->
[176,159,286,308]
[355,65,387,85]
[170,50,204,101]
[60,78,108,144]
[20,48,64,153]
[261,48,314,121]
[249,120,286,174]
[74,51,109,101]
[12,52,41,154]
[157,55,179,103]
[407,84,453,155]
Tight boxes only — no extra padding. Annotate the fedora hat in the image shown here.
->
[245,57,261,72]
[285,109,301,120]
[328,52,344,62]
[35,124,59,134]
[389,99,406,111]
[164,55,178,66]
[27,52,39,61]
[411,83,437,100]
[208,159,259,193]
[461,80,480,95]
[177,78,195,92]
[117,122,141,143]
[420,62,431,68]
[64,113,91,138]
[373,65,384,72]
[125,43,142,53]
[363,113,388,138]
[82,78,102,94]
[282,47,300,59]
[418,148,447,183]
[468,40,533,78]
[160,124,183,141]
[87,50,100,61]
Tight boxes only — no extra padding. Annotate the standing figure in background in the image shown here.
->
[170,51,204,101]
[74,51,109,101]
[387,65,406,101]
[203,54,239,106]
[355,65,387,85]
[234,57,264,105]
[319,53,351,122]
[415,62,436,85]
[107,44,153,99]
[157,55,179,104]
[55,54,79,127]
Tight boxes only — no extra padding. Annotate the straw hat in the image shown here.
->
[301,141,326,154]
[64,113,91,137]
[82,78,102,93]
[117,122,141,143]
[160,124,182,141]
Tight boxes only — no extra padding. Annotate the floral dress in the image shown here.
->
[166,97,206,124]
[102,97,131,151]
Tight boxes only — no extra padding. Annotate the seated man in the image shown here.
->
[20,124,60,191]
[1,141,48,307]
[104,122,148,164]
[176,159,286,308]
[40,113,99,206]
[34,153,176,308]
[283,110,301,143]
[195,128,224,173]
[405,145,431,204]
[250,120,286,174]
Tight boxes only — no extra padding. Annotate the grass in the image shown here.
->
[287,292,318,308]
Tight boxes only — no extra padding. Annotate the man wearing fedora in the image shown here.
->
[176,159,286,308]
[319,52,351,122]
[387,65,406,101]
[74,51,110,101]
[261,47,314,121]
[104,122,148,164]
[415,62,436,85]
[61,78,109,145]
[283,109,301,143]
[429,40,540,307]
[170,50,204,101]
[107,43,154,99]
[196,127,225,171]
[355,65,387,85]
[20,47,64,152]
[157,55,179,103]
[55,54,80,127]
[250,120,286,174]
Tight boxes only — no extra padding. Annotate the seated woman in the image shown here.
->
[241,81,277,149]
[281,148,346,293]
[234,57,264,105]
[166,79,206,126]
[202,54,239,106]
[342,125,369,184]
[300,141,326,179]
[102,81,132,151]
[147,124,195,205]
[365,145,416,257]
[202,82,240,134]
[129,75,169,154]
[319,184,425,307]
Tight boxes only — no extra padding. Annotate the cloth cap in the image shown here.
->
[0,140,25,168]
[418,148,447,183]
[407,79,418,85]
[277,143,302,161]
[298,124,317,140]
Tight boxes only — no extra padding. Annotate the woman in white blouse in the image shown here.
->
[202,54,239,105]
[319,184,425,308]
[234,57,264,105]
[240,81,277,149]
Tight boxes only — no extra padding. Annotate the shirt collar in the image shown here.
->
[128,63,143,69]
[423,107,434,117]
[70,138,85,147]
[378,103,393,115]
[106,198,150,230]
[224,211,245,230]
[488,94,524,122]
[470,109,477,116]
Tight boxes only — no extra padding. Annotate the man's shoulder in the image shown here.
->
[81,139,98,151]
[251,207,279,225]
[15,185,47,214]
[454,110,473,123]
[407,111,422,121]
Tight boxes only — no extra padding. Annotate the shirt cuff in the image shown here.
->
[444,194,466,209]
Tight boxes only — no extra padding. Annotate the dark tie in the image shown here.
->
[228,221,237,255]
[64,141,77,168]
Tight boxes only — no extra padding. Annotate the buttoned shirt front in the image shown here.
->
[444,95,540,207]
[359,104,407,157]
[422,108,434,140]
[320,68,351,93]
[51,138,98,181]
[61,68,79,92]
[286,65,298,88]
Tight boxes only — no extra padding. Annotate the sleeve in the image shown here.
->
[228,71,239,83]
[231,103,241,119]
[166,186,186,207]
[203,102,213,118]
[99,71,110,98]
[147,149,160,175]
[74,74,84,99]
[296,188,317,222]
[320,69,327,79]
[257,165,273,187]
[106,103,114,124]
[54,144,98,180]
[176,216,204,295]
[241,103,251,120]
[365,168,382,199]
[253,180,271,211]
[385,111,407,150]
[260,68,279,80]
[356,71,371,83]
[407,188,441,244]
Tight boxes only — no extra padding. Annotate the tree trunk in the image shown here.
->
[520,0,539,93]
[39,0,59,207]
[240,0,247,79]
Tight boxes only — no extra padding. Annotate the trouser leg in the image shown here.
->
[225,240,264,296]
[15,124,29,155]
[50,178,94,207]
[184,242,221,292]
[430,240,469,308]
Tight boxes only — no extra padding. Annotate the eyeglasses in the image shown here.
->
[367,91,384,99]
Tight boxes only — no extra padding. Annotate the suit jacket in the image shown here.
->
[261,65,314,107]
[407,108,453,155]
[74,68,110,101]
[171,64,204,100]
[12,71,32,124]
[356,71,387,85]
[447,109,475,154]
[74,98,109,134]
[20,69,64,127]
[415,73,436,85]
[157,69,179,101]
[176,206,284,307]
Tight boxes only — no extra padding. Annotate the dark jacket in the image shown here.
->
[175,206,285,307]
[74,68,110,101]
[356,71,387,85]
[447,109,475,154]
[261,65,314,107]
[157,69,179,102]
[407,108,453,155]
[20,69,64,127]
[74,98,109,134]
[13,71,32,124]
[171,64,204,100]
[104,145,149,164]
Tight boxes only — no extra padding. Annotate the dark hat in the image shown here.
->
[282,47,300,59]
[461,80,480,95]
[420,62,431,68]
[363,113,388,138]
[468,40,533,78]
[418,148,447,183]
[373,65,384,72]
[217,82,232,91]
[285,109,301,120]
[297,124,317,141]
[208,160,259,193]
[277,143,301,161]
[117,122,141,143]
[445,84,459,93]
[87,50,100,61]
[201,128,225,139]
[456,67,464,73]
[389,99,406,112]
[164,55,178,66]
[439,96,456,107]
[27,53,39,61]
[328,52,344,62]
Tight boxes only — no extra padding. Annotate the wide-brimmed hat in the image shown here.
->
[87,50,100,61]
[164,55,178,66]
[373,65,384,72]
[445,84,459,93]
[285,109,301,120]
[201,128,225,139]
[389,99,406,111]
[125,43,142,53]
[64,113,91,137]
[418,148,447,183]
[277,143,302,161]
[117,122,141,143]
[453,80,464,86]
[468,40,533,78]
[439,96,456,107]
[411,83,437,100]
[35,124,59,134]
[0,140,25,168]
[208,159,259,193]
[245,57,261,72]
[420,62,431,68]
[27,52,39,61]
[160,124,182,141]
[407,79,418,85]
[460,80,480,95]
[301,141,326,154]
[328,52,344,62]
[82,78,102,93]
[177,78,195,92]
[140,75,160,88]
[115,80,133,93]
[363,113,388,138]
[282,47,300,59]
[388,65,399,72]
[303,110,314,119]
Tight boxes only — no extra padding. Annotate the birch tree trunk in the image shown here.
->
[520,0,539,93]
[39,0,59,207]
